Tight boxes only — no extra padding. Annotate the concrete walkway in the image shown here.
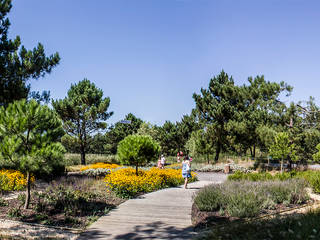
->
[78,173,227,240]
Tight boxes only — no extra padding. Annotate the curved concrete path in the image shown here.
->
[78,173,227,240]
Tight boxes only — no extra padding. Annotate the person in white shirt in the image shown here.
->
[160,154,166,169]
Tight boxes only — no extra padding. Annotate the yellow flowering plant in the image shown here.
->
[0,169,35,192]
[105,167,197,198]
[80,162,120,171]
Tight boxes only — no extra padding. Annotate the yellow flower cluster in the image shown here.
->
[0,169,35,191]
[105,167,197,197]
[80,162,120,171]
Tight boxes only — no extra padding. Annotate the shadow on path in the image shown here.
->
[78,221,196,240]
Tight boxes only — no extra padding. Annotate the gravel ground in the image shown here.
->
[195,172,228,183]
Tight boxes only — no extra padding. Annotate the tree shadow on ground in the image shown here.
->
[4,223,79,239]
[78,221,197,240]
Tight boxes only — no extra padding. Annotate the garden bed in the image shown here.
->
[0,176,124,229]
[193,204,320,240]
[192,179,313,231]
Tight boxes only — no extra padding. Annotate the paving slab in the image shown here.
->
[78,173,227,240]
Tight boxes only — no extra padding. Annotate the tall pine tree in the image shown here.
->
[0,0,60,107]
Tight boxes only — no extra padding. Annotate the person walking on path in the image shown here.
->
[157,156,162,169]
[160,154,166,169]
[177,151,183,162]
[182,156,191,189]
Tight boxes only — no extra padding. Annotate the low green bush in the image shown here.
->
[194,185,223,211]
[228,170,320,193]
[0,197,7,207]
[35,185,100,216]
[194,179,309,218]
[228,171,273,181]
[195,208,320,240]
[7,207,22,218]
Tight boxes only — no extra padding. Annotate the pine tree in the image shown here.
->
[52,79,113,165]
[0,0,60,107]
[0,99,65,209]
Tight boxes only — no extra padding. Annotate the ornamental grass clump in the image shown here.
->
[194,179,309,218]
[105,167,197,198]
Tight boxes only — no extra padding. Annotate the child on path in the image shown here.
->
[177,151,183,163]
[160,154,166,169]
[182,156,191,189]
[157,156,162,169]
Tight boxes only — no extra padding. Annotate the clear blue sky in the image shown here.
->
[8,0,320,125]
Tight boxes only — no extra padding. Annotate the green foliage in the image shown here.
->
[0,197,7,207]
[37,185,99,216]
[312,143,320,162]
[0,99,65,208]
[104,113,143,154]
[185,128,214,163]
[195,208,320,240]
[137,122,159,141]
[269,132,297,172]
[193,70,240,162]
[176,112,201,153]
[298,171,320,194]
[297,129,320,162]
[228,171,274,181]
[230,76,292,157]
[53,79,113,165]
[117,135,160,175]
[194,179,308,218]
[7,207,22,218]
[228,170,320,194]
[194,185,223,211]
[0,0,60,107]
[156,121,180,156]
[0,99,65,173]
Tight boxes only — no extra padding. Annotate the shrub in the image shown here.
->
[194,179,309,218]
[225,190,262,218]
[35,184,100,216]
[228,170,320,194]
[298,171,320,193]
[193,185,223,211]
[228,171,273,181]
[0,197,7,207]
[7,207,22,218]
[195,208,320,240]
[117,135,160,175]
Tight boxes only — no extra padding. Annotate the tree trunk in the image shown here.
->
[253,144,256,158]
[280,158,283,174]
[214,143,221,162]
[136,164,138,176]
[80,145,86,165]
[249,147,253,157]
[207,154,209,164]
[24,171,31,209]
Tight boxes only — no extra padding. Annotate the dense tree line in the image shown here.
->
[57,71,320,166]
[1,0,320,169]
